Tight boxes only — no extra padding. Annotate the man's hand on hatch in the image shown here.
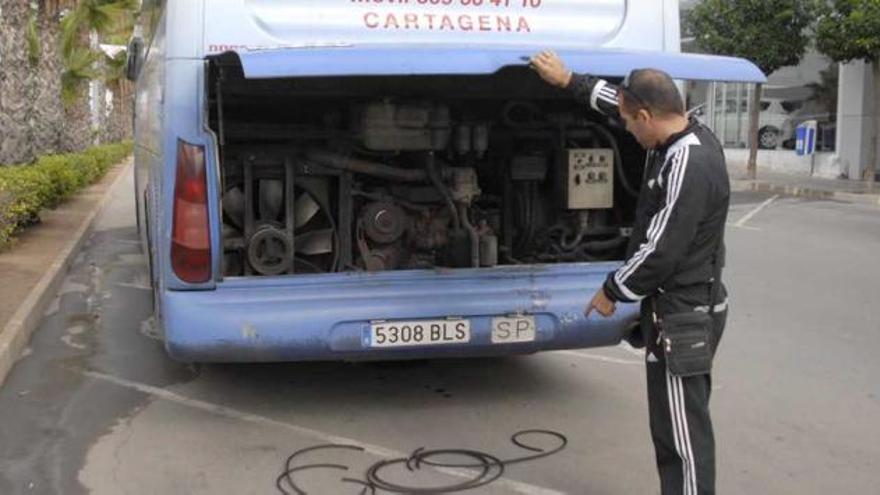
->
[529,50,572,88]
[585,288,616,318]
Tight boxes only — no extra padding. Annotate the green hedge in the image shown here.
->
[0,141,132,250]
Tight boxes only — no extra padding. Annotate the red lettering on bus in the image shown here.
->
[364,12,379,29]
[384,13,400,29]
[440,14,455,30]
[478,15,491,31]
[360,12,532,34]
[497,15,511,31]
[404,13,418,29]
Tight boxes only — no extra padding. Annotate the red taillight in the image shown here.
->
[171,140,211,283]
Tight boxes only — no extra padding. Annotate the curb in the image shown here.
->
[0,159,132,387]
[731,180,880,207]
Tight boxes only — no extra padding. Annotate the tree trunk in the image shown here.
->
[747,83,762,180]
[107,82,133,142]
[91,33,110,144]
[60,80,93,153]
[60,29,95,154]
[0,0,34,165]
[30,5,65,156]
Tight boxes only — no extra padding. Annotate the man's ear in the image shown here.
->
[637,108,652,122]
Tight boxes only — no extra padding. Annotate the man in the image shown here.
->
[530,51,729,495]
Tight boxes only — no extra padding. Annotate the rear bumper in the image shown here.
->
[160,263,639,362]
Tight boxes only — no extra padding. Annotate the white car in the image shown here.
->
[690,97,803,149]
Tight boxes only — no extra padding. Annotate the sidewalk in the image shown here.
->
[0,158,131,386]
[729,168,880,206]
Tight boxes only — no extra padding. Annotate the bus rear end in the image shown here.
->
[142,0,763,362]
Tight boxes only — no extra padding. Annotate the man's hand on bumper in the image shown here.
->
[585,288,616,318]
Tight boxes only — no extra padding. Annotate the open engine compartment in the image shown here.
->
[206,54,645,277]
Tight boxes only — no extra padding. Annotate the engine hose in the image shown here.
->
[501,100,545,129]
[514,183,530,252]
[579,235,628,253]
[519,183,537,251]
[426,154,461,231]
[306,148,427,182]
[560,211,589,251]
[458,203,480,268]
[571,123,639,198]
[559,230,584,251]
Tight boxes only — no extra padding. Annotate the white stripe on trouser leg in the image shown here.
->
[674,375,699,494]
[670,371,698,494]
[666,370,692,495]
[673,375,697,495]
[672,374,695,495]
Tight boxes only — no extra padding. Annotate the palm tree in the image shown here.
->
[99,4,136,143]
[103,50,133,142]
[58,0,136,152]
[29,1,71,156]
[59,5,97,152]
[1,0,135,163]
[0,0,34,164]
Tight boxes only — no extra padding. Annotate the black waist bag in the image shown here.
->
[657,311,714,377]
[655,217,726,377]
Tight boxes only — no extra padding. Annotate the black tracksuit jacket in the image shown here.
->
[568,74,730,315]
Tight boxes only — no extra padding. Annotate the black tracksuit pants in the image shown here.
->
[642,287,727,495]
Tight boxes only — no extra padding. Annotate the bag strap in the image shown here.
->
[708,227,725,317]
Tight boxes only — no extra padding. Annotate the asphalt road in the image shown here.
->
[0,171,878,495]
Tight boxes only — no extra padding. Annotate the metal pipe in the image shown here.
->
[458,203,480,268]
[578,235,628,254]
[243,159,254,275]
[306,149,427,182]
[284,158,295,273]
[426,153,461,231]
[560,211,589,251]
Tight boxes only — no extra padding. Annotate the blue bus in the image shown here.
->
[127,0,764,362]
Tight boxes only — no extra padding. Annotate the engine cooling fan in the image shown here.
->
[222,178,338,275]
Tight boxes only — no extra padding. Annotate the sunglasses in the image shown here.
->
[619,71,649,114]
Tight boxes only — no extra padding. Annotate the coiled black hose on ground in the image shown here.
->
[276,429,568,494]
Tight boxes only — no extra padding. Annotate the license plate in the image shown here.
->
[370,319,470,348]
[491,315,537,344]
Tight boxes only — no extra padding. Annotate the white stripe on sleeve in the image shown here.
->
[589,80,609,112]
[616,148,684,279]
[611,274,645,301]
[616,145,689,283]
[598,87,619,106]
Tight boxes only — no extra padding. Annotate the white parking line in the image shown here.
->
[80,369,566,495]
[617,342,645,357]
[726,222,762,231]
[553,350,642,366]
[734,195,779,228]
